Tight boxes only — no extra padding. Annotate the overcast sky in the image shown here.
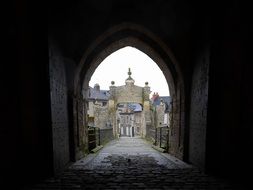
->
[89,46,170,96]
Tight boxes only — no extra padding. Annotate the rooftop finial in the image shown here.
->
[128,68,132,76]
[125,68,135,84]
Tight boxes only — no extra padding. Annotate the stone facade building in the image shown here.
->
[151,93,172,128]
[86,84,110,129]
[84,68,152,138]
[117,103,143,137]
[86,69,172,139]
[149,93,172,148]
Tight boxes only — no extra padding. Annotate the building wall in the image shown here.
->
[99,128,114,145]
[119,114,134,136]
[189,46,209,169]
[164,113,170,127]
[87,101,95,117]
[2,4,54,186]
[134,112,142,135]
[205,3,252,184]
[115,85,143,104]
[109,82,151,137]
[49,51,70,174]
[156,104,166,128]
[94,105,109,129]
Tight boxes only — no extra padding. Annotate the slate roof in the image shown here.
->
[88,86,110,101]
[151,96,172,112]
[128,103,142,112]
[117,103,143,112]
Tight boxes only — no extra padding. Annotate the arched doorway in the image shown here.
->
[73,23,185,161]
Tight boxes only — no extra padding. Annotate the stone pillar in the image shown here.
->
[109,81,117,137]
[143,82,151,138]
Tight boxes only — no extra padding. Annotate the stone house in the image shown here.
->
[151,93,172,128]
[117,103,143,137]
[86,84,110,129]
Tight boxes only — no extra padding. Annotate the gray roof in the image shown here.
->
[128,103,142,112]
[117,103,143,112]
[152,96,172,112]
[88,87,110,101]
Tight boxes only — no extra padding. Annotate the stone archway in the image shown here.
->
[74,23,185,160]
[106,68,151,138]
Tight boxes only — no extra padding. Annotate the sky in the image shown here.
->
[89,46,170,96]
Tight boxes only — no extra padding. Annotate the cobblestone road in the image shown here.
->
[26,137,239,189]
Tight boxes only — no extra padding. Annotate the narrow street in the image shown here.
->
[25,137,236,189]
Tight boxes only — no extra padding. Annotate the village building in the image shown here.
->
[117,103,143,137]
[85,68,152,138]
[86,84,110,129]
[86,69,172,139]
[151,92,172,128]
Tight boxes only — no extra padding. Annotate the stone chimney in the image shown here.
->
[94,83,100,91]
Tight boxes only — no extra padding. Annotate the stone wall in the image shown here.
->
[134,112,142,136]
[156,104,166,128]
[146,124,156,144]
[115,85,143,104]
[168,92,183,159]
[94,105,109,129]
[99,128,114,145]
[49,51,71,174]
[188,47,209,169]
[3,1,251,188]
[87,102,95,117]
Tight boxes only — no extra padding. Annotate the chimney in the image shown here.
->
[94,83,100,91]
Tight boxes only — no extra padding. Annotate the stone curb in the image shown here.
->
[90,145,104,153]
[151,145,166,153]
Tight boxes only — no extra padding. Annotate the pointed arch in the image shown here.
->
[73,23,186,160]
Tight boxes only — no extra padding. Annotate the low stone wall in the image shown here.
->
[146,124,156,144]
[98,128,114,145]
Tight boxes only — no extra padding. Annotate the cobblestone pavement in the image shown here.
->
[26,137,239,190]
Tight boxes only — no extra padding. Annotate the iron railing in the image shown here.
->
[155,126,169,150]
[88,127,98,152]
[88,126,113,152]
